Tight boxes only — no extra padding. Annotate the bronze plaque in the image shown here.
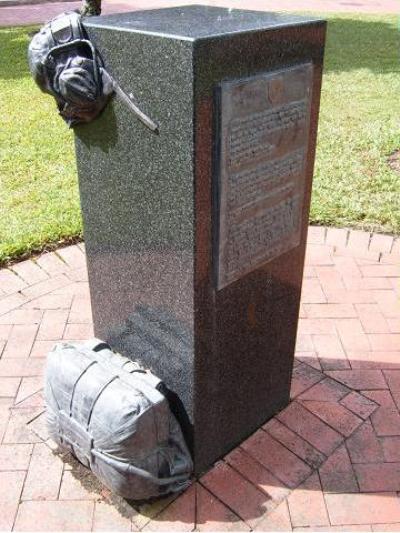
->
[215,63,314,289]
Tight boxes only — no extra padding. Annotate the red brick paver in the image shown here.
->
[0,228,399,531]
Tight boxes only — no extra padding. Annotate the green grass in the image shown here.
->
[0,13,399,264]
[0,25,82,264]
[312,13,400,232]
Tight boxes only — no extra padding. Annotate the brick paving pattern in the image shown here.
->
[0,225,399,531]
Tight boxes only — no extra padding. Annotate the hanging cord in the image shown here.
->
[112,82,159,133]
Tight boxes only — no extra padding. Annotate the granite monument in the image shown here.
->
[74,5,326,474]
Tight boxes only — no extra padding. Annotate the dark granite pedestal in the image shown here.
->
[75,5,326,475]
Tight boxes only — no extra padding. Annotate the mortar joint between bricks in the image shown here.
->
[53,251,68,266]
[344,228,350,247]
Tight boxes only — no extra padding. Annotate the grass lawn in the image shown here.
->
[312,13,400,233]
[0,25,81,265]
[0,13,399,265]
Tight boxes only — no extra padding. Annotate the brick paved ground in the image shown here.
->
[0,0,398,27]
[0,226,400,531]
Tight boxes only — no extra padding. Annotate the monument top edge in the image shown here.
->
[84,5,325,41]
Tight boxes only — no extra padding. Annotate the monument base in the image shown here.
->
[75,5,326,474]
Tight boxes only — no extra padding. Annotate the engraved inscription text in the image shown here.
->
[216,64,314,289]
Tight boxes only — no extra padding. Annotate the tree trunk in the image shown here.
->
[80,0,101,16]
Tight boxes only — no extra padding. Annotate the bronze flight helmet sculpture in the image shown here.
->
[28,0,158,131]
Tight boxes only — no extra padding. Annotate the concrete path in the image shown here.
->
[0,0,398,27]
[0,225,400,530]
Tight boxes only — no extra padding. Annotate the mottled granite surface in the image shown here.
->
[75,5,326,474]
[86,5,324,40]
